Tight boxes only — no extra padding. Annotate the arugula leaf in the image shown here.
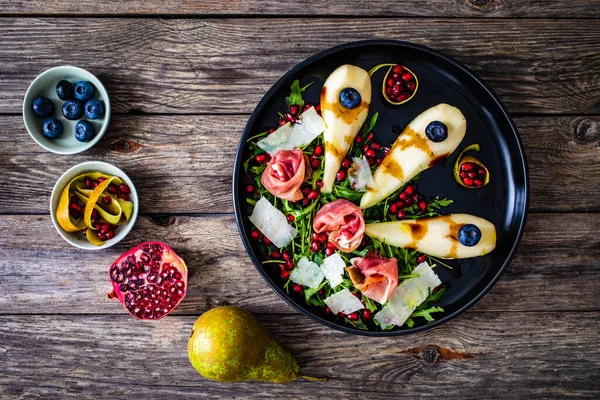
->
[361,112,379,135]
[409,306,444,322]
[285,80,313,109]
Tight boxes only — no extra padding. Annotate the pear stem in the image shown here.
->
[300,374,329,382]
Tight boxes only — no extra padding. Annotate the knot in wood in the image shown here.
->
[466,0,492,8]
[422,345,440,364]
[110,139,142,153]
[148,216,177,227]
[574,118,600,143]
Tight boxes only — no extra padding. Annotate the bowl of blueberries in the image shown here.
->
[23,66,111,154]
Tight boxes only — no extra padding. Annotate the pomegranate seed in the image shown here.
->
[325,247,334,256]
[392,85,401,96]
[69,209,80,218]
[392,73,399,80]
[118,193,130,201]
[285,113,296,123]
[293,284,303,293]
[467,171,478,179]
[347,312,359,321]
[389,203,397,213]
[376,157,383,165]
[418,200,428,212]
[92,181,99,189]
[319,233,328,243]
[263,237,271,245]
[80,229,87,236]
[97,177,106,183]
[474,179,484,187]
[408,82,416,92]
[313,145,323,156]
[401,72,413,82]
[355,135,362,143]
[383,146,391,155]
[398,92,409,102]
[325,306,332,314]
[396,200,405,209]
[84,177,92,189]
[310,158,321,169]
[101,196,112,205]
[302,198,310,206]
[282,252,291,261]
[459,171,467,179]
[337,312,346,318]
[105,231,115,240]
[97,232,106,240]
[362,144,370,153]
[318,288,325,296]
[478,168,487,176]
[386,78,394,87]
[69,203,81,212]
[107,184,117,194]
[101,223,111,233]
[255,153,267,164]
[301,187,311,195]
[327,242,336,249]
[405,185,415,196]
[91,208,99,220]
[371,142,381,150]
[290,105,300,116]
[361,237,368,247]
[397,210,405,219]
[366,132,375,141]
[393,65,403,74]
[119,184,131,194]
[362,309,372,321]
[286,259,294,269]
[316,180,323,189]
[367,157,375,166]
[246,184,254,193]
[461,163,474,172]
[399,192,407,201]
[365,149,376,158]
[250,230,260,240]
[268,128,275,134]
[287,214,295,223]
[417,254,427,264]
[310,241,319,252]
[336,170,346,181]
[281,270,290,279]
[315,104,321,112]
[412,194,420,203]
[311,232,319,241]
[271,251,281,258]
[280,264,288,273]
[340,158,351,169]
[432,286,440,295]
[278,118,287,127]
[463,177,474,186]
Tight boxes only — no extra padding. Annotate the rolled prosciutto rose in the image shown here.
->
[313,199,365,252]
[261,149,310,201]
[347,253,398,304]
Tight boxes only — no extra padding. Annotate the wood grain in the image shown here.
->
[1,18,599,115]
[1,115,599,214]
[0,213,597,315]
[0,312,598,398]
[1,0,600,18]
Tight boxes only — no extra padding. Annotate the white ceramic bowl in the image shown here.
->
[50,161,138,250]
[23,66,111,155]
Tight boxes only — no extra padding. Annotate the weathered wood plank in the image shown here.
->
[0,313,598,399]
[1,115,599,214]
[1,0,599,18]
[1,18,599,115]
[0,213,597,314]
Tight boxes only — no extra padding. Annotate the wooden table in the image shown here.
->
[1,1,599,398]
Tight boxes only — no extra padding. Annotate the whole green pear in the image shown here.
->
[188,306,300,383]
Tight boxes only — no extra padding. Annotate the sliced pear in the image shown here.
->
[320,64,372,193]
[365,214,496,259]
[359,103,466,208]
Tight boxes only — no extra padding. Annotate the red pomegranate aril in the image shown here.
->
[313,145,323,157]
[408,82,416,92]
[467,171,478,179]
[325,247,334,256]
[418,201,428,212]
[463,177,474,186]
[246,184,254,193]
[285,113,296,123]
[399,192,408,201]
[398,92,409,102]
[362,144,370,153]
[365,149,376,158]
[318,233,328,243]
[393,65,403,74]
[97,232,106,240]
[401,72,413,82]
[355,135,362,143]
[286,259,294,269]
[386,87,393,96]
[367,157,375,166]
[268,128,275,134]
[271,251,281,259]
[459,171,467,179]
[376,157,383,165]
[84,177,92,189]
[386,78,394,87]
[310,158,321,169]
[366,132,375,142]
[92,181,99,189]
[290,105,300,116]
[341,158,351,169]
[287,214,295,223]
[119,184,130,194]
[107,184,117,194]
[461,162,474,172]
[118,193,130,201]
[392,85,401,95]
[325,306,332,314]
[283,252,291,261]
[336,170,346,181]
[362,309,372,321]
[417,254,427,264]
[277,118,287,127]
[301,187,311,195]
[347,312,359,321]
[251,229,261,240]
[311,232,319,242]
[405,185,415,196]
[293,284,303,293]
[263,237,271,245]
[474,179,484,187]
[383,146,391,155]
[397,210,406,219]
[101,223,111,234]
[315,104,321,113]
[396,200,405,209]
[337,312,346,318]
[281,270,290,280]
[69,202,81,212]
[105,231,115,240]
[310,241,320,252]
[371,142,381,150]
[478,168,487,176]
[255,153,267,164]
[389,203,398,213]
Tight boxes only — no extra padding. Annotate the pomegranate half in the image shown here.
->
[108,241,188,320]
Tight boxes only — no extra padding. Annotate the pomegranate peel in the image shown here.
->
[108,242,188,320]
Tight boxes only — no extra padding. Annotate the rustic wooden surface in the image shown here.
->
[1,1,599,398]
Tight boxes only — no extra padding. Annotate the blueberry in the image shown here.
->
[62,100,83,120]
[32,97,55,118]
[425,121,448,142]
[73,81,95,102]
[339,88,361,109]
[42,118,63,139]
[84,99,105,120]
[74,120,96,142]
[56,80,74,100]
[458,224,482,247]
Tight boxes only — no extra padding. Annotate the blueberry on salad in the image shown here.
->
[74,120,96,142]
[62,100,83,120]
[42,118,63,139]
[73,81,95,102]
[56,80,74,100]
[458,224,482,247]
[32,97,55,118]
[84,99,104,120]
[425,121,448,142]
[339,88,361,109]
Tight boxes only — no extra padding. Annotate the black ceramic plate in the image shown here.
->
[233,40,528,336]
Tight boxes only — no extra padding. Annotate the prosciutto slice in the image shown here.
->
[347,253,398,304]
[261,149,310,201]
[313,199,365,252]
